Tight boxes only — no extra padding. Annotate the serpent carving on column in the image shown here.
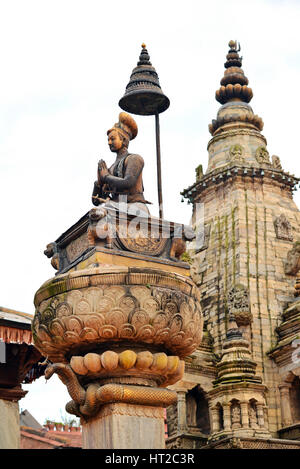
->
[45,361,178,420]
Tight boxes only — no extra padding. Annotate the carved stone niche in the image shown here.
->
[274,214,293,242]
[227,284,252,326]
[186,386,210,435]
[284,242,300,275]
[231,400,242,430]
[248,400,258,429]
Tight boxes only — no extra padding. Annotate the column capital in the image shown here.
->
[279,383,292,391]
[222,402,231,408]
[240,400,249,406]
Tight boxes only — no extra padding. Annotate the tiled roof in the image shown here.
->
[0,307,33,345]
[0,306,33,325]
[20,426,82,449]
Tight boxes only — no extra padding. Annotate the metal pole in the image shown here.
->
[155,113,164,219]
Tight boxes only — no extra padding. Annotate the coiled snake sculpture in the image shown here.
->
[45,362,177,420]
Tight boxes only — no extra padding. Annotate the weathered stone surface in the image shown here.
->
[0,399,20,449]
[82,403,165,449]
[33,267,203,362]
[176,40,300,447]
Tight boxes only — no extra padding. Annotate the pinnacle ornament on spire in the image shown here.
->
[215,40,253,105]
[208,40,264,136]
[137,43,151,66]
[119,43,169,116]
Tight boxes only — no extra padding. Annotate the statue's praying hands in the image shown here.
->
[97,159,109,185]
[92,112,150,207]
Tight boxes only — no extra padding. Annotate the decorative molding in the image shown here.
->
[33,269,203,360]
[34,268,198,306]
[96,403,164,420]
[0,386,27,402]
[207,128,267,150]
[69,350,184,387]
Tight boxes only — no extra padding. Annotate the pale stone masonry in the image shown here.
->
[167,40,300,449]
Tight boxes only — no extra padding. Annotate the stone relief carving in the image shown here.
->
[227,284,252,326]
[33,273,203,361]
[229,144,245,163]
[284,242,300,275]
[66,232,90,263]
[117,222,168,256]
[231,402,241,429]
[272,155,283,171]
[166,404,178,437]
[255,146,271,165]
[45,362,177,420]
[274,214,293,242]
[249,403,258,429]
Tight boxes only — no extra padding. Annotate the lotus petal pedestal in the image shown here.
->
[33,209,203,448]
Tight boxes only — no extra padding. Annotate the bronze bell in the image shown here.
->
[119,44,170,116]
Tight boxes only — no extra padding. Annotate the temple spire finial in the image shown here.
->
[215,40,253,105]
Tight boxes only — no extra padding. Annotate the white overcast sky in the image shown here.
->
[1,0,300,425]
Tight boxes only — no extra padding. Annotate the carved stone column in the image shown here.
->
[177,390,188,433]
[240,401,249,429]
[279,384,293,427]
[223,403,231,431]
[210,406,221,434]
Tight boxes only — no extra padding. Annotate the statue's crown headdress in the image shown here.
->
[107,112,138,141]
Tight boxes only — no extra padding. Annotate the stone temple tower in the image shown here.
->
[167,40,300,449]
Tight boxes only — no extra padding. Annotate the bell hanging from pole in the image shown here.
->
[119,44,170,219]
[119,43,170,116]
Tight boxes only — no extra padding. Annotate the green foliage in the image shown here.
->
[180,251,193,264]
